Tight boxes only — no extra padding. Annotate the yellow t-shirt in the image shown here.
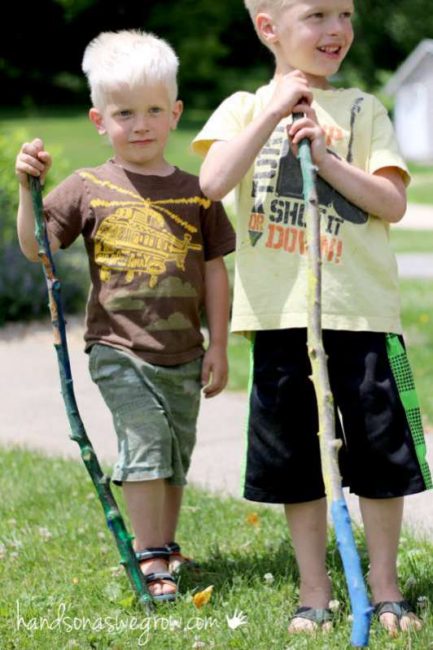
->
[193,82,409,335]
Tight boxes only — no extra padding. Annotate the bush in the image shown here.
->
[0,130,88,324]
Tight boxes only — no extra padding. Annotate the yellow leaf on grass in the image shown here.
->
[192,585,214,608]
[246,512,259,526]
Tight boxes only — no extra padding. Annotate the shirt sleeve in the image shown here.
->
[200,199,236,261]
[43,172,89,248]
[192,91,256,158]
[368,97,411,187]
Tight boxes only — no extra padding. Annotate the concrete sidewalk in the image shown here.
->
[394,203,433,230]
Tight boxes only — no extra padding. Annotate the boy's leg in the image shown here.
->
[123,479,176,597]
[162,484,183,544]
[360,496,422,634]
[285,498,332,632]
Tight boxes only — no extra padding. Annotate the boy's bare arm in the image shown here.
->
[290,108,407,223]
[200,71,313,201]
[201,256,230,398]
[16,138,61,261]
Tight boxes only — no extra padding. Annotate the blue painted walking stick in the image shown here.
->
[29,175,154,612]
[294,117,373,647]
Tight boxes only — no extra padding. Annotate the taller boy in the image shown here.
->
[193,0,431,637]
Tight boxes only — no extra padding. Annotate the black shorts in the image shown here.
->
[244,329,428,504]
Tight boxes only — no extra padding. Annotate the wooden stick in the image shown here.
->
[29,176,154,612]
[295,125,372,647]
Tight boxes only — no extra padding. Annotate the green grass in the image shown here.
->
[0,447,432,649]
[408,164,433,206]
[399,280,433,427]
[390,230,433,254]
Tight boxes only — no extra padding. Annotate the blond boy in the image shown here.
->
[16,30,235,602]
[193,0,430,635]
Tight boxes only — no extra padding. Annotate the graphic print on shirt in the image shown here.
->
[80,171,205,289]
[247,98,367,265]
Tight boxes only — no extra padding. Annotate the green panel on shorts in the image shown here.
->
[386,334,432,490]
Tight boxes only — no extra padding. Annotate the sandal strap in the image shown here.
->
[165,541,181,554]
[292,606,333,625]
[135,546,170,562]
[145,571,176,585]
[374,600,413,618]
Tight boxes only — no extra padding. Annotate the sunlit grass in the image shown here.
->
[0,447,432,649]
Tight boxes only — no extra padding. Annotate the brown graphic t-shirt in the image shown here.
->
[44,161,235,365]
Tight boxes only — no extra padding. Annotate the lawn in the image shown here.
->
[1,447,433,649]
[408,164,433,206]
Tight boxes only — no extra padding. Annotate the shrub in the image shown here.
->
[0,130,88,324]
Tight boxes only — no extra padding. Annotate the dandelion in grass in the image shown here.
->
[328,599,340,612]
[226,609,248,630]
[192,585,213,608]
[192,639,206,649]
[72,577,79,584]
[38,527,52,540]
[246,512,259,526]
[419,313,430,324]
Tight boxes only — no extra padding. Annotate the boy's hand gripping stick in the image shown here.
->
[29,175,154,612]
[293,115,372,647]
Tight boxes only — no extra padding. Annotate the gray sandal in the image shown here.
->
[374,600,416,621]
[290,606,333,628]
[136,547,177,602]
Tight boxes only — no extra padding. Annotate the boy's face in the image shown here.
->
[258,0,354,83]
[89,84,182,174]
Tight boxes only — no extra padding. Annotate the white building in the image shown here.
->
[384,39,433,164]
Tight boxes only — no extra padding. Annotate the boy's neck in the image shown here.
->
[113,156,176,177]
[274,63,334,90]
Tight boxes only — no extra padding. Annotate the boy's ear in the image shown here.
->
[256,12,279,45]
[89,108,106,134]
[170,100,183,130]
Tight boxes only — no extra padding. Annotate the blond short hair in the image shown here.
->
[244,0,295,21]
[82,30,179,110]
[243,0,295,51]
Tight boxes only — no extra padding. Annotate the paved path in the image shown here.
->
[1,203,432,537]
[394,203,433,231]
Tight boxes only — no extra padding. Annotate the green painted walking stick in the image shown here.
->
[29,175,154,612]
[294,116,372,647]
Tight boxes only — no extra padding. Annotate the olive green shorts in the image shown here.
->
[89,344,202,485]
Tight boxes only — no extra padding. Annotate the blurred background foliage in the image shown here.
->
[1,0,432,110]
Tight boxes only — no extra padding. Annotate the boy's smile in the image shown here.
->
[258,0,354,87]
[89,84,183,175]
